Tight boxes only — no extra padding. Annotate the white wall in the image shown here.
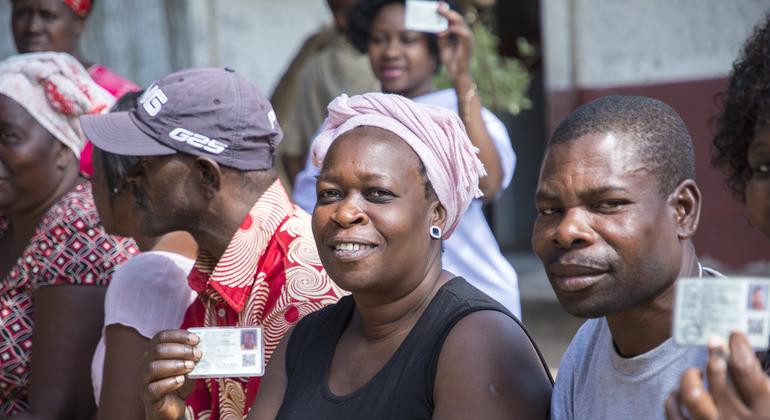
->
[0,0,332,94]
[542,0,770,90]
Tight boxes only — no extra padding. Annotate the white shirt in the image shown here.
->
[292,89,520,316]
[91,251,196,404]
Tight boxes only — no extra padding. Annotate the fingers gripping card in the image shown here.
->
[187,327,264,378]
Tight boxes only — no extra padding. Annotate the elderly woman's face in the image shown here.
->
[312,127,441,293]
[0,94,73,214]
[747,127,770,238]
[12,0,83,55]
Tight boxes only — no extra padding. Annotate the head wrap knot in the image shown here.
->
[311,92,486,239]
[0,52,114,158]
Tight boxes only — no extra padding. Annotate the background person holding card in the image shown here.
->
[292,0,521,317]
[665,14,770,420]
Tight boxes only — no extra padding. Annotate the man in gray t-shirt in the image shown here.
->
[532,96,720,420]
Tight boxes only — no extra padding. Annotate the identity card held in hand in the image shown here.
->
[673,277,770,350]
[404,0,448,33]
[187,326,264,378]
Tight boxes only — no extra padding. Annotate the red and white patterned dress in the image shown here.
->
[0,183,137,415]
[181,180,345,419]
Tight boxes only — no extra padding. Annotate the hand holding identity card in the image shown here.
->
[673,277,770,350]
[405,0,448,33]
[187,326,264,378]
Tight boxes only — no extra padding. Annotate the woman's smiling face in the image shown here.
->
[312,126,443,295]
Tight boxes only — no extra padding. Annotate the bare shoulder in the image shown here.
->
[433,310,552,420]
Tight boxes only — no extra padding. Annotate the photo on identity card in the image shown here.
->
[187,326,264,378]
[404,0,448,33]
[673,277,770,350]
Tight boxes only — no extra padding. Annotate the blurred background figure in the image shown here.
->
[88,92,198,420]
[9,0,140,177]
[0,51,135,418]
[292,0,522,316]
[272,0,379,186]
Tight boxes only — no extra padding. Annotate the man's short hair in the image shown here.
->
[549,95,695,195]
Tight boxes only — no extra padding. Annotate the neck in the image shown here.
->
[389,79,435,100]
[606,243,700,357]
[189,187,267,260]
[9,168,80,231]
[134,234,159,252]
[350,249,447,342]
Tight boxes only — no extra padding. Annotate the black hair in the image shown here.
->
[100,90,142,194]
[326,0,342,12]
[416,153,436,200]
[346,0,462,59]
[549,95,695,195]
[712,13,770,202]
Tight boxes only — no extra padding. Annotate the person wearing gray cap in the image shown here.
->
[80,67,345,420]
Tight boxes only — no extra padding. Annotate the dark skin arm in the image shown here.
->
[6,285,107,420]
[140,330,200,420]
[245,328,294,420]
[432,311,552,419]
[96,325,151,420]
[665,332,770,420]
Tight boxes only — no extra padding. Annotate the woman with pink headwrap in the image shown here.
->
[10,0,141,177]
[292,0,522,318]
[249,93,552,420]
[0,52,136,418]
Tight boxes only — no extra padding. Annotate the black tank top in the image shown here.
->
[275,277,552,419]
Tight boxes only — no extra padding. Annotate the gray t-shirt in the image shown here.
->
[551,317,708,420]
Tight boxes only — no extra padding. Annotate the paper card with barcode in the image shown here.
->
[673,277,770,350]
[405,0,448,33]
[187,327,264,378]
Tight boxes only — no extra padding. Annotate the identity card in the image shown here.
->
[673,277,770,350]
[187,326,264,378]
[405,0,448,33]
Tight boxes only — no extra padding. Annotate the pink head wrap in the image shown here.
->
[0,52,115,159]
[311,93,486,239]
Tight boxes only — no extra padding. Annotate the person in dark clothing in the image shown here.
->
[248,92,552,420]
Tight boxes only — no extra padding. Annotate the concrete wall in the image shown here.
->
[540,0,770,269]
[0,0,332,94]
[542,0,768,92]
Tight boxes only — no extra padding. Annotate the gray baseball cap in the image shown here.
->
[81,67,282,170]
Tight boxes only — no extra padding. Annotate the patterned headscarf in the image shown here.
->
[63,0,92,17]
[311,93,486,239]
[0,52,115,159]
